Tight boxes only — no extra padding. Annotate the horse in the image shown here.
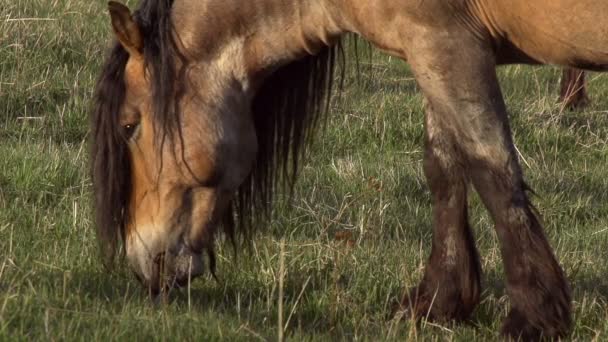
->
[91,0,608,339]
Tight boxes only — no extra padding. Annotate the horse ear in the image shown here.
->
[108,1,143,58]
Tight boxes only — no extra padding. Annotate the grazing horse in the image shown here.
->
[92,0,608,339]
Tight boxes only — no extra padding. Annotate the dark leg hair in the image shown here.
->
[559,68,589,109]
[400,102,481,322]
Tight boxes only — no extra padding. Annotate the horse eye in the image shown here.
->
[123,123,138,140]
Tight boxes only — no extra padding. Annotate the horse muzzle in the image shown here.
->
[128,240,205,296]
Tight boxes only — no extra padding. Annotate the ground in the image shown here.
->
[2,0,608,340]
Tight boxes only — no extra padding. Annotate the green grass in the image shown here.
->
[2,1,608,340]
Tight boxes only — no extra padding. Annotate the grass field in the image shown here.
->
[2,0,608,340]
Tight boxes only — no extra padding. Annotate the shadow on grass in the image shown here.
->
[34,262,377,336]
[61,268,144,302]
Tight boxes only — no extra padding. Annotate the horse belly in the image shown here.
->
[490,0,608,70]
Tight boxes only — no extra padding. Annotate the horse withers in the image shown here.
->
[93,0,608,339]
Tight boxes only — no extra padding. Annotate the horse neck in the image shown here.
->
[240,0,349,78]
[176,1,356,72]
[172,0,402,89]
[238,0,412,72]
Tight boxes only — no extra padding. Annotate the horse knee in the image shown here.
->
[423,144,461,186]
[423,116,466,183]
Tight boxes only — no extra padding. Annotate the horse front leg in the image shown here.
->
[403,24,572,340]
[468,141,572,340]
[399,101,481,322]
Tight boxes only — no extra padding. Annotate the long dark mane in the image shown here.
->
[92,0,344,264]
[234,46,344,236]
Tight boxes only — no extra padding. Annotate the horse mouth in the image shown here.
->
[144,250,205,298]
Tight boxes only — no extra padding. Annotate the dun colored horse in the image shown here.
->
[92,0,608,339]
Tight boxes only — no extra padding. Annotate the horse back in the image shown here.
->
[484,0,608,70]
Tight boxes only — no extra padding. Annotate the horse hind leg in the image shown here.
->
[559,68,589,109]
[404,26,572,339]
[399,102,481,322]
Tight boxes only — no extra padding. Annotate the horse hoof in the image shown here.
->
[394,285,474,323]
[500,309,566,341]
[394,286,466,323]
[562,96,590,110]
[394,286,435,321]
